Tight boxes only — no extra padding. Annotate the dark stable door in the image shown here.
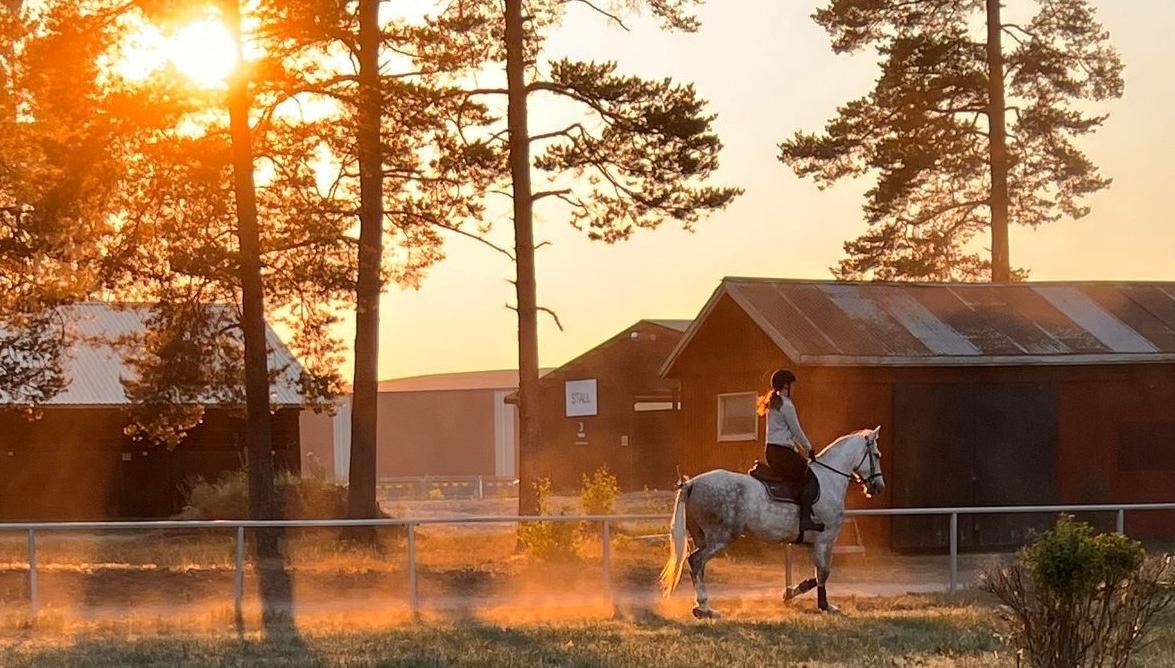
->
[892,383,1058,551]
[892,385,976,550]
[633,408,681,490]
[120,448,179,519]
[969,385,1058,548]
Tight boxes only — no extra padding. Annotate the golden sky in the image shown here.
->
[352,0,1174,381]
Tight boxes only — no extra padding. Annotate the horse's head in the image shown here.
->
[854,426,885,498]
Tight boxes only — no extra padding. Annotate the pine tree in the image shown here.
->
[779,0,1123,282]
[257,1,499,520]
[0,1,141,405]
[454,0,740,514]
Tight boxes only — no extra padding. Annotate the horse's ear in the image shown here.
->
[871,425,881,437]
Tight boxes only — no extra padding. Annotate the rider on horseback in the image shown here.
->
[758,369,825,533]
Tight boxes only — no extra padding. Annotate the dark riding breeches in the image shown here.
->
[765,444,806,485]
[766,443,822,537]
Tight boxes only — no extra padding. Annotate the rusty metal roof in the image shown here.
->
[644,319,692,333]
[1,303,304,406]
[663,279,1175,372]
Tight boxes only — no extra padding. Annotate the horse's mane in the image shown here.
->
[815,429,873,457]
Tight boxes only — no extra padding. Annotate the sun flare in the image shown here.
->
[119,19,238,89]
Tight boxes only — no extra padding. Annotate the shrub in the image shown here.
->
[981,515,1175,668]
[178,469,352,520]
[517,478,579,560]
[179,469,249,520]
[579,466,620,516]
[427,487,445,501]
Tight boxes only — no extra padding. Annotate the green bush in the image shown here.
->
[178,469,352,520]
[1021,517,1145,601]
[517,478,579,560]
[517,467,623,559]
[579,466,620,516]
[982,515,1174,668]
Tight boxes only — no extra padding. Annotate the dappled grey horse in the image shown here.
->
[659,428,884,617]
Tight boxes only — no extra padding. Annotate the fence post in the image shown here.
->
[1116,508,1125,535]
[949,513,958,594]
[234,525,245,624]
[784,543,793,593]
[602,519,612,590]
[478,476,484,500]
[27,528,37,618]
[407,523,419,616]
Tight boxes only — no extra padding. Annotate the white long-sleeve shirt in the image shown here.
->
[766,396,813,452]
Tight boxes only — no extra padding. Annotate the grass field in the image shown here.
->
[0,594,1172,667]
[1,493,1170,665]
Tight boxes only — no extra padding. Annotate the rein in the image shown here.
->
[812,440,882,485]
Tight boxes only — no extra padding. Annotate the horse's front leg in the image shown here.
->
[784,545,817,601]
[812,539,840,614]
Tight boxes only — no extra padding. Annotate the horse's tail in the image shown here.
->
[658,475,692,598]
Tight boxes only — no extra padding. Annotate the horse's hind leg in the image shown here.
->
[687,535,731,619]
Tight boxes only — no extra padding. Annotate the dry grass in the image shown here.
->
[2,493,1168,666]
[0,594,1171,667]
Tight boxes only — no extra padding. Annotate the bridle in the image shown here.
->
[813,436,882,487]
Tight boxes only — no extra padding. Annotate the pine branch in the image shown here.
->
[430,219,515,261]
[562,0,630,30]
[537,306,564,331]
[533,188,573,201]
[895,199,988,230]
[530,123,589,143]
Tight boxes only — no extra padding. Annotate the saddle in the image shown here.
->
[748,460,820,505]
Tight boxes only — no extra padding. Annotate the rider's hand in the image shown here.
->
[806,448,816,462]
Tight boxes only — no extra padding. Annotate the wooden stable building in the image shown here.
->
[662,279,1175,550]
[519,319,690,492]
[0,304,304,520]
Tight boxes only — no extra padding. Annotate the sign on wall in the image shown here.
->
[565,379,598,417]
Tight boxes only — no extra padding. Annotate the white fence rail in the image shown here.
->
[2,502,1173,618]
[376,476,519,500]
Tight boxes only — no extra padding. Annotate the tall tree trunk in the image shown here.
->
[505,0,541,516]
[224,0,277,550]
[223,4,294,634]
[347,0,384,520]
[986,0,1011,283]
[1,1,22,128]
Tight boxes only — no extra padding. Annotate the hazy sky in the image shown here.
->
[345,0,1175,382]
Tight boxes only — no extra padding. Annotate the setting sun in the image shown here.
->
[170,20,238,87]
[118,18,237,89]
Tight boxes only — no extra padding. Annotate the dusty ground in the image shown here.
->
[0,594,1172,667]
[0,492,1112,631]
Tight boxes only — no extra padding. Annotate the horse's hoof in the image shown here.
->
[819,604,843,615]
[784,587,796,601]
[692,607,720,619]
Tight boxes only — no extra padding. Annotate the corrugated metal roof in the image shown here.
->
[644,319,692,332]
[663,279,1175,372]
[1,303,304,406]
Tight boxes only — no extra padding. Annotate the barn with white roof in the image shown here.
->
[0,303,305,520]
[662,279,1175,549]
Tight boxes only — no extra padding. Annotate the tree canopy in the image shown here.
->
[780,0,1123,281]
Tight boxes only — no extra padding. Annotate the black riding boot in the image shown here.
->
[798,495,824,535]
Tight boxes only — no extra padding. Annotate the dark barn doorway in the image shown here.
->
[892,382,1058,551]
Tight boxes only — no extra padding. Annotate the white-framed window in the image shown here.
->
[717,392,758,442]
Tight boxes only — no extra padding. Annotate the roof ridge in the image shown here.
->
[660,279,1175,371]
[721,276,1175,287]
